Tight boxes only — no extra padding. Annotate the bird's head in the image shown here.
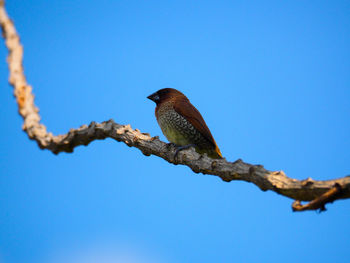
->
[147,88,187,105]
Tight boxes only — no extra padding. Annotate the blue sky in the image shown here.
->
[0,1,349,262]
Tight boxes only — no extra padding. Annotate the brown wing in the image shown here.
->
[173,98,222,157]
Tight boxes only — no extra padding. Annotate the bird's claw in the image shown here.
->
[174,144,196,162]
[166,143,177,148]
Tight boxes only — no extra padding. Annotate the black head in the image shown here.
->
[147,88,186,104]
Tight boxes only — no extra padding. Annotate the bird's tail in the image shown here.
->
[213,145,223,159]
[204,145,222,159]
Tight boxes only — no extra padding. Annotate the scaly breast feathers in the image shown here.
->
[157,109,195,146]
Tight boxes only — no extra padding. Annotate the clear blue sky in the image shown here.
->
[1,1,349,263]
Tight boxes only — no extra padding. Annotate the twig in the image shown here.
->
[292,183,344,212]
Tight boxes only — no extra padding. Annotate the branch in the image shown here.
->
[1,1,349,211]
[291,183,344,212]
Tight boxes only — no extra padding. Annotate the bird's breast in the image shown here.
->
[156,104,201,146]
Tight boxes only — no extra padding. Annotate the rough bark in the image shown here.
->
[1,1,349,211]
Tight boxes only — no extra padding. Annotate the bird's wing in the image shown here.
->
[173,98,221,154]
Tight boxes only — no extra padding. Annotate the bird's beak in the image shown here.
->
[147,92,159,102]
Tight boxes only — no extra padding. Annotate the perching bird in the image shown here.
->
[147,88,222,159]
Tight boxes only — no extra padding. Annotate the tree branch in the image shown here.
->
[1,1,349,211]
[292,183,344,212]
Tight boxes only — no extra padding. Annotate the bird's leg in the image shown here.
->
[161,142,177,153]
[174,144,197,160]
[166,142,177,148]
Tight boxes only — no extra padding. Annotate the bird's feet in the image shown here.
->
[174,144,196,161]
[166,142,177,148]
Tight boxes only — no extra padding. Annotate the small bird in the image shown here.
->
[147,88,222,159]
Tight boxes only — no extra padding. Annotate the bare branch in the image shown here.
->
[292,183,345,212]
[1,1,349,211]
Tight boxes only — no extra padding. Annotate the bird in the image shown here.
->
[147,88,222,159]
